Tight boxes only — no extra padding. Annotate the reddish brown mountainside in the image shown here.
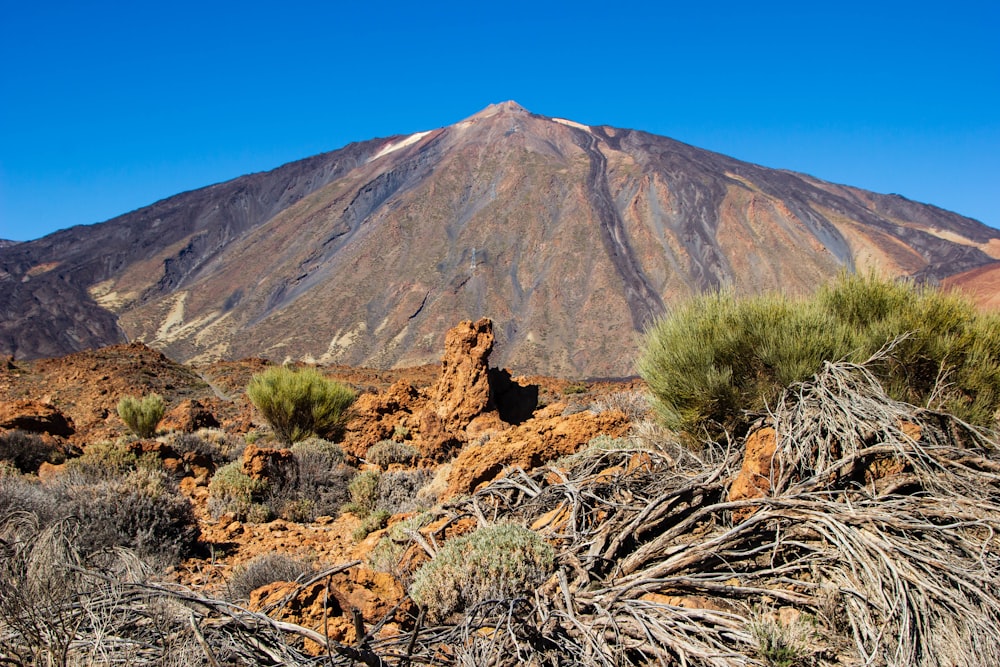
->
[2,102,998,376]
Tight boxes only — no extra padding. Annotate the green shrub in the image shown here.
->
[639,273,1000,439]
[351,508,391,542]
[62,441,159,480]
[207,461,269,521]
[344,470,380,518]
[117,393,166,438]
[366,439,419,467]
[409,523,555,622]
[227,553,312,602]
[246,366,356,445]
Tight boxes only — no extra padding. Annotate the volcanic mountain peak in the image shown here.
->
[2,106,998,375]
[464,100,530,121]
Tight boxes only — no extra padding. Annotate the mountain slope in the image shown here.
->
[3,102,998,376]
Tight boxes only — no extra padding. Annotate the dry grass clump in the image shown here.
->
[226,553,313,602]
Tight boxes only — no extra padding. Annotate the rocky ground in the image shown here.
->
[4,317,998,666]
[0,318,644,651]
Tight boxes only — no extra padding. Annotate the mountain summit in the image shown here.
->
[2,104,998,375]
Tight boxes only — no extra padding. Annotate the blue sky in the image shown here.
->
[1,0,998,241]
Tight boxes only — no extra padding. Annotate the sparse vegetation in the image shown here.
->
[0,429,68,473]
[3,277,999,665]
[117,393,166,438]
[351,508,390,542]
[368,511,433,579]
[246,366,356,445]
[377,468,435,514]
[639,272,1000,439]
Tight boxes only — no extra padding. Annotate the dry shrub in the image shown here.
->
[0,430,68,473]
[58,467,200,564]
[377,468,434,514]
[226,553,312,602]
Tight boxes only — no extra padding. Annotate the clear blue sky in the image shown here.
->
[2,0,998,242]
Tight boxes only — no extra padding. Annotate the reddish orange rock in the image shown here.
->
[444,408,630,497]
[728,427,777,520]
[0,399,75,437]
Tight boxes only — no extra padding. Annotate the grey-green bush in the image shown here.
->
[639,273,1000,440]
[60,468,200,564]
[366,439,418,467]
[409,523,555,622]
[377,468,434,514]
[344,470,380,518]
[207,460,269,521]
[117,393,166,439]
[246,367,356,445]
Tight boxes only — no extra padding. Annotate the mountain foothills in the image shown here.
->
[3,101,999,376]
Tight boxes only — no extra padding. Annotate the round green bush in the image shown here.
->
[117,393,166,439]
[207,460,268,521]
[246,367,356,445]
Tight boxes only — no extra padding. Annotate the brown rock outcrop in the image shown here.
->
[728,427,777,520]
[0,399,75,437]
[160,399,220,433]
[344,380,426,458]
[432,318,495,428]
[412,318,538,460]
[444,407,630,497]
[241,443,295,486]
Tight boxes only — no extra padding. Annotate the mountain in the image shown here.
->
[3,101,999,376]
